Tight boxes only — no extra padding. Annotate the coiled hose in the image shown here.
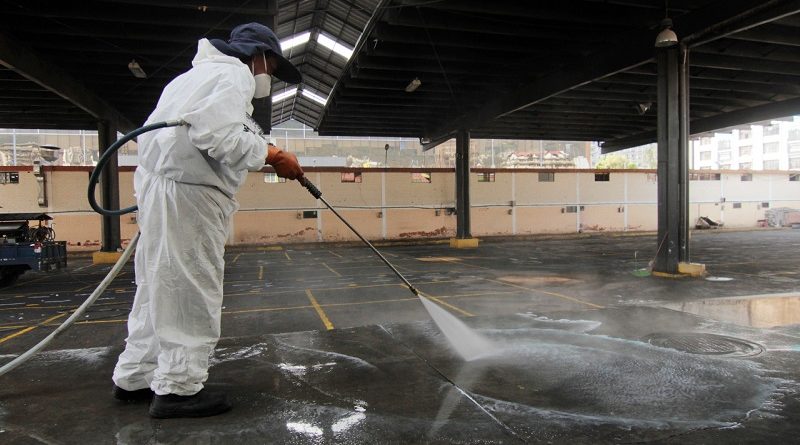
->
[88,119,187,216]
[0,119,186,377]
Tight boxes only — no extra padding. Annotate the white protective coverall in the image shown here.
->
[112,39,267,396]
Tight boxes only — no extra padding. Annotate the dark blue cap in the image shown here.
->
[210,23,301,84]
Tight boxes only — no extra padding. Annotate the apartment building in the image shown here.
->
[693,119,800,171]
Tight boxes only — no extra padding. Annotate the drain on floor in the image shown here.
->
[642,332,764,357]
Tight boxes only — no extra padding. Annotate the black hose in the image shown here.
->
[87,119,186,216]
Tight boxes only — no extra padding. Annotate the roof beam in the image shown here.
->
[92,0,272,15]
[422,0,800,146]
[597,72,800,95]
[384,6,633,38]
[713,24,800,47]
[691,52,800,76]
[3,2,268,30]
[630,64,800,88]
[602,97,800,152]
[407,0,658,27]
[576,82,783,103]
[0,30,136,131]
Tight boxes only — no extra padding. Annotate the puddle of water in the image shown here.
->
[664,293,800,328]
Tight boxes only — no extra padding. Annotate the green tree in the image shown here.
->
[596,153,634,169]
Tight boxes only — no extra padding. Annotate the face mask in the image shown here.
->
[252,56,271,99]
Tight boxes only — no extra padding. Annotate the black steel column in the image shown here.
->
[455,129,471,239]
[654,44,689,274]
[251,0,277,132]
[679,46,691,263]
[97,120,121,252]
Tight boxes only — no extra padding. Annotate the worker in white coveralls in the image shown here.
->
[111,23,303,418]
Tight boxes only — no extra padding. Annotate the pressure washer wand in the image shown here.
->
[298,176,420,297]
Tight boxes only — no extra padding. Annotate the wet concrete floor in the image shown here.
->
[1,229,799,443]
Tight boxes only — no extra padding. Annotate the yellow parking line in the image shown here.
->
[305,289,334,330]
[322,263,342,277]
[322,297,418,308]
[223,304,311,315]
[258,265,264,281]
[75,283,96,292]
[483,278,604,309]
[222,278,463,297]
[73,318,127,325]
[46,290,518,328]
[284,251,293,262]
[0,312,67,345]
[232,253,242,264]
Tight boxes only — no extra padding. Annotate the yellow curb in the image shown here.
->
[678,262,707,277]
[92,250,123,264]
[652,271,684,279]
[449,237,480,248]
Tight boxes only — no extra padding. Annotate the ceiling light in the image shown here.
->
[655,18,678,47]
[302,89,328,106]
[316,33,354,60]
[128,59,147,78]
[281,31,311,51]
[404,77,421,93]
[272,87,298,103]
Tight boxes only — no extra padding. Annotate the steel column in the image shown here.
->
[654,44,689,274]
[679,47,691,263]
[455,129,471,238]
[97,120,121,252]
[250,0,277,132]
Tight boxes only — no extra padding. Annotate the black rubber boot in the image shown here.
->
[148,389,231,419]
[112,385,154,402]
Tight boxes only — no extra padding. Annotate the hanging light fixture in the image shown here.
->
[655,18,678,47]
[655,1,678,48]
[404,77,421,93]
[128,59,147,78]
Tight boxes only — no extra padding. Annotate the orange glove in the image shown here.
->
[266,144,304,180]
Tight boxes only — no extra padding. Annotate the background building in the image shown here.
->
[3,117,800,171]
[691,118,800,171]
